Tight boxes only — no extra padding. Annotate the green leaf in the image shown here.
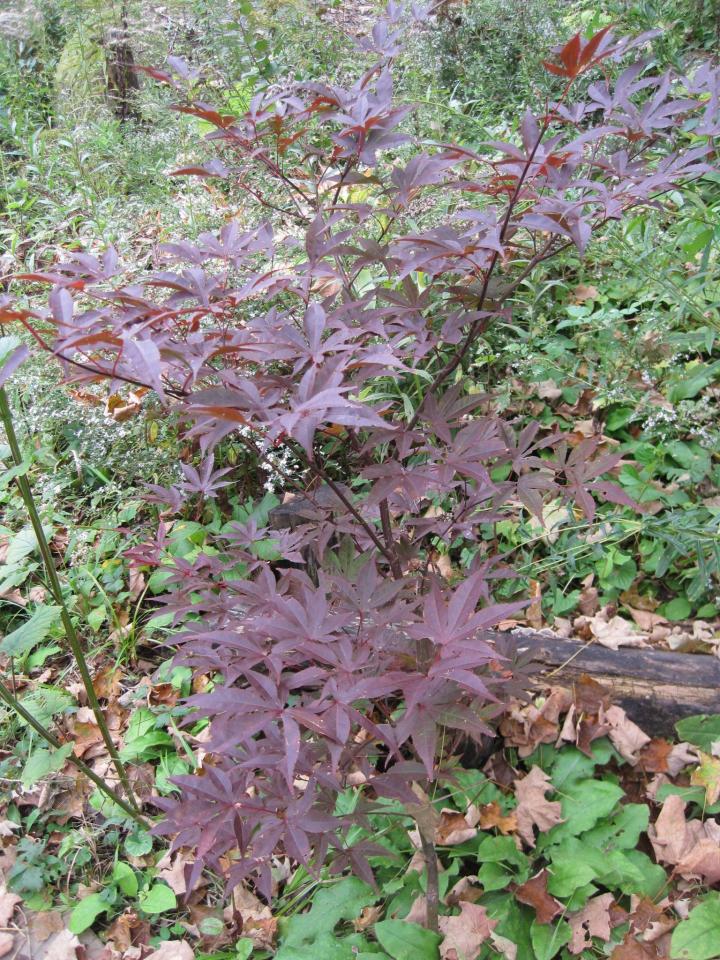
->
[280,878,375,950]
[17,686,75,727]
[671,894,720,959]
[583,803,649,851]
[112,861,138,897]
[138,883,176,914]
[544,778,623,843]
[662,597,692,622]
[548,748,596,790]
[374,920,441,960]
[676,715,720,752]
[119,707,173,761]
[4,526,39,566]
[531,918,571,960]
[69,892,110,933]
[20,743,73,789]
[124,829,153,857]
[545,854,597,899]
[234,939,254,960]
[0,605,61,658]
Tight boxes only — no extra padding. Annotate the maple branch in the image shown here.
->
[379,498,403,580]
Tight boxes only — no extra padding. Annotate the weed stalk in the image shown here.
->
[0,386,140,812]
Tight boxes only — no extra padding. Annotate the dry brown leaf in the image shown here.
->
[526,580,543,630]
[578,583,600,617]
[499,688,573,757]
[605,705,651,764]
[514,766,563,847]
[105,910,149,952]
[157,853,189,895]
[28,927,83,960]
[242,918,277,950]
[0,890,21,926]
[572,674,611,715]
[536,380,562,400]
[646,794,720,883]
[29,911,65,943]
[70,720,104,758]
[145,942,195,960]
[445,876,483,907]
[515,869,563,924]
[128,568,146,600]
[477,801,517,835]
[611,936,658,959]
[676,838,720,885]
[92,666,122,700]
[569,893,614,954]
[638,738,674,774]
[572,283,599,302]
[353,905,383,932]
[439,902,496,960]
[405,895,429,926]
[489,931,517,959]
[585,613,648,650]
[666,742,699,776]
[435,809,478,846]
[625,607,667,633]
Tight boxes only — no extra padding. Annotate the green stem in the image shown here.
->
[0,678,146,824]
[0,386,140,812]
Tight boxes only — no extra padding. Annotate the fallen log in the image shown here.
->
[512,632,720,737]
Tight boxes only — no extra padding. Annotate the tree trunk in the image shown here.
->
[513,632,720,737]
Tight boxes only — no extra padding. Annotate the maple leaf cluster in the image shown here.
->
[3,2,719,895]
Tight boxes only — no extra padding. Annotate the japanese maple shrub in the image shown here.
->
[4,2,719,921]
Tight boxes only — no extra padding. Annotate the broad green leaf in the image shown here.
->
[545,855,597,899]
[281,878,375,949]
[4,526,39,566]
[544,778,623,843]
[548,748,596,790]
[69,893,110,933]
[676,715,720,752]
[662,597,692,622]
[671,894,720,959]
[112,861,138,897]
[531,918,571,960]
[374,919,441,960]
[0,605,61,658]
[138,882,176,914]
[488,898,534,956]
[583,803,649,851]
[124,829,153,857]
[119,707,173,761]
[234,940,254,960]
[17,686,75,727]
[20,743,73,789]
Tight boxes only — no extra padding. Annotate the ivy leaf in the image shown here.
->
[374,919,441,960]
[670,894,720,960]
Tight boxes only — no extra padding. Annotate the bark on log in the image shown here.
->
[512,632,720,737]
